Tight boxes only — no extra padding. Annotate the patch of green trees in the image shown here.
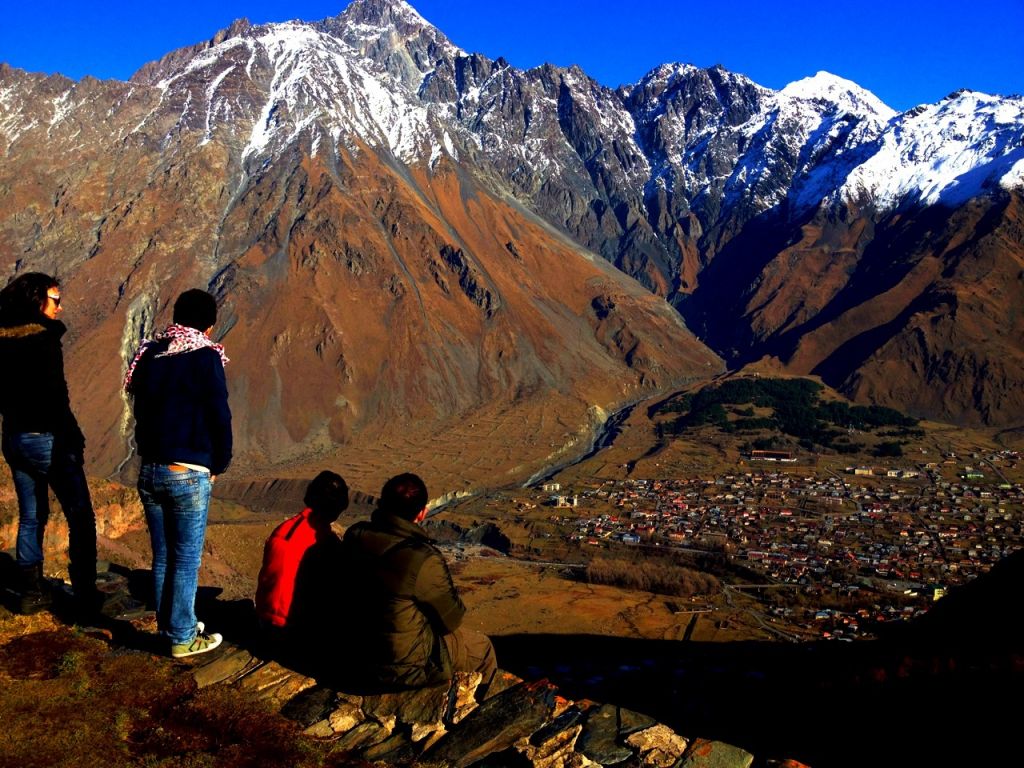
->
[656,378,918,453]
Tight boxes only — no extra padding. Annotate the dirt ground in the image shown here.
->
[92,496,779,646]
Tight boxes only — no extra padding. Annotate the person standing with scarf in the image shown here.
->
[125,289,232,658]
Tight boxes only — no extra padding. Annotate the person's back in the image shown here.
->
[125,289,231,658]
[343,507,464,687]
[130,337,231,475]
[342,473,495,690]
[255,471,348,643]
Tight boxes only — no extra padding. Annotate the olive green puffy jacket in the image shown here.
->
[342,509,466,687]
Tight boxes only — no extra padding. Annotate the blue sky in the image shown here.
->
[1,0,1021,112]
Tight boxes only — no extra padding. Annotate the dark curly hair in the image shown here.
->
[0,272,59,326]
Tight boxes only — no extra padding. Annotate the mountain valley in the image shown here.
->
[2,2,1024,765]
[0,0,1022,490]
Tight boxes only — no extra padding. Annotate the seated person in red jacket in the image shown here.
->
[255,470,348,645]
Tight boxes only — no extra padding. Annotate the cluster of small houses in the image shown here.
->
[539,449,1022,639]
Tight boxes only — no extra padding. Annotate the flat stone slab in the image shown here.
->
[280,685,338,728]
[234,660,316,706]
[677,738,755,768]
[362,680,451,726]
[423,680,559,768]
[191,644,256,688]
[361,731,420,763]
[576,703,635,765]
[529,705,586,747]
[333,720,391,752]
[619,706,658,736]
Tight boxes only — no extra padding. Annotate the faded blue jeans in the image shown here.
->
[2,430,97,594]
[138,463,211,645]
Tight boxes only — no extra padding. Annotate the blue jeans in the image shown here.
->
[2,431,97,593]
[138,463,211,645]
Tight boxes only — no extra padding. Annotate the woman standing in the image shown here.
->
[0,272,97,615]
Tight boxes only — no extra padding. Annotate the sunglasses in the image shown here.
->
[46,294,61,307]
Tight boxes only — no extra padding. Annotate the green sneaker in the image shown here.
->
[171,631,223,658]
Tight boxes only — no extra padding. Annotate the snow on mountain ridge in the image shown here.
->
[139,17,443,165]
[154,35,250,90]
[626,64,895,216]
[835,90,1024,208]
[5,0,1020,218]
[0,83,32,147]
[328,0,463,88]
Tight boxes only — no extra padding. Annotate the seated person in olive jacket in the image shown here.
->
[341,473,497,689]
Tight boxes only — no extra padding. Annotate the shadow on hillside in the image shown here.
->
[62,563,427,695]
[495,551,1024,767]
[493,632,1020,767]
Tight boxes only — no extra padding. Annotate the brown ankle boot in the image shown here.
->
[17,564,52,615]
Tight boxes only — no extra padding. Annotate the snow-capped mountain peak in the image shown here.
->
[327,0,463,79]
[124,6,465,166]
[337,0,433,27]
[780,71,896,122]
[6,0,1019,223]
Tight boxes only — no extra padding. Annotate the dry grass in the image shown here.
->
[0,611,358,768]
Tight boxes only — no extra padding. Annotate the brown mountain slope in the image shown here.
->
[0,67,720,489]
[687,191,1024,427]
[7,3,1023,440]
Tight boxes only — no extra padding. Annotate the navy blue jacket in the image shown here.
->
[129,341,232,475]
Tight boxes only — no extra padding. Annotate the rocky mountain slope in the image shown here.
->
[1,0,1022,486]
[0,1,721,488]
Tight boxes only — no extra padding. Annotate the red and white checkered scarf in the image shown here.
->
[123,323,229,391]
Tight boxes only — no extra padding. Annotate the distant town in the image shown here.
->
[516,448,1022,642]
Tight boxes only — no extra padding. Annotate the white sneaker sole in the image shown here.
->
[171,632,223,658]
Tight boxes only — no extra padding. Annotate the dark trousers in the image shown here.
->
[444,628,498,685]
[2,431,97,595]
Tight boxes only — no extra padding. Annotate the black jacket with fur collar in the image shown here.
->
[0,317,85,449]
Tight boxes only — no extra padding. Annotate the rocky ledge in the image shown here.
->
[183,638,804,768]
[0,560,807,766]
